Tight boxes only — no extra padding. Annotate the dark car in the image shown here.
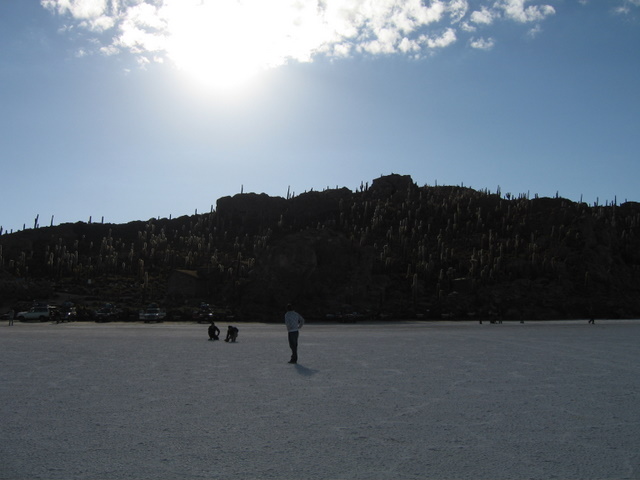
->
[57,302,77,323]
[94,303,122,322]
[193,303,214,323]
[139,303,166,323]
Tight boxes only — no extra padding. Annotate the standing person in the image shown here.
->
[284,304,304,364]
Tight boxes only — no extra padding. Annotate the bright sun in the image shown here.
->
[161,1,300,91]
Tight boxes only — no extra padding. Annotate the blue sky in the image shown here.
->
[1,0,639,233]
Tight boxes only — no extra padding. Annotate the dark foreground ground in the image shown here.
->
[1,320,639,480]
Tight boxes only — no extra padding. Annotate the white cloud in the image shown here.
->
[332,43,352,57]
[494,0,555,23]
[99,44,119,55]
[42,0,108,19]
[361,27,402,54]
[447,0,469,23]
[470,7,495,25]
[82,15,115,32]
[470,37,495,50]
[114,3,166,54]
[423,28,457,48]
[41,0,563,85]
[460,21,476,32]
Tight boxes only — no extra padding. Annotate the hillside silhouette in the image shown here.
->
[2,174,639,321]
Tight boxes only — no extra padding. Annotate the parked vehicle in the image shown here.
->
[140,304,166,323]
[57,302,77,323]
[325,311,362,323]
[193,303,214,323]
[16,305,52,322]
[94,303,122,322]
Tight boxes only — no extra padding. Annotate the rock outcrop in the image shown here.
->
[1,174,639,321]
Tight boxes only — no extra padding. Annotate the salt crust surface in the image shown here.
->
[1,320,639,480]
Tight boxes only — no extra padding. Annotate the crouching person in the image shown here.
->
[208,322,220,341]
[225,325,239,342]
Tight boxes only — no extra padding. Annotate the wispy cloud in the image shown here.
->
[614,0,640,15]
[41,0,603,82]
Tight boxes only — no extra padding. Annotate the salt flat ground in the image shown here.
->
[1,320,639,480]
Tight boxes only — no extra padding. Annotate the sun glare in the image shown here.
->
[162,1,291,90]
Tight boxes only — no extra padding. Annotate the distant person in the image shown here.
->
[208,322,220,341]
[225,325,239,343]
[284,304,304,364]
[8,309,14,326]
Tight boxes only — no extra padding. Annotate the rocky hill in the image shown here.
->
[1,174,639,321]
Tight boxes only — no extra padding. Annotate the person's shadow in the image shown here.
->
[295,364,318,377]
